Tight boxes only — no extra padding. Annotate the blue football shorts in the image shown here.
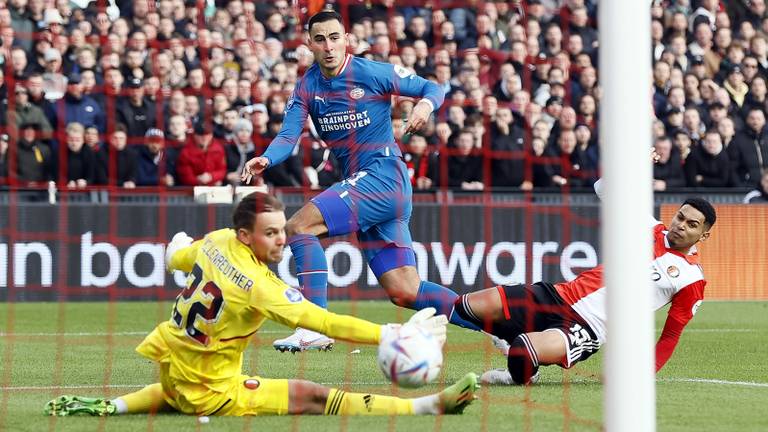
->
[310,157,416,278]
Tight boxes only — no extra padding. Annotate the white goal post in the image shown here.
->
[599,1,656,431]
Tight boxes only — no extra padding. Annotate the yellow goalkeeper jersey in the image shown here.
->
[136,228,381,392]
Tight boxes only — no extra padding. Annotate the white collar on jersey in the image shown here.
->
[337,54,352,75]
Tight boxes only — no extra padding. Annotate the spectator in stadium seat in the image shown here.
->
[549,106,578,147]
[247,103,270,140]
[569,6,598,54]
[665,107,686,135]
[13,85,52,136]
[214,107,238,144]
[41,48,67,101]
[684,130,732,188]
[25,73,50,111]
[682,107,705,142]
[95,124,138,188]
[116,77,156,140]
[64,122,95,188]
[549,129,590,188]
[235,78,254,107]
[574,124,599,181]
[446,129,484,190]
[718,117,737,150]
[673,129,694,162]
[15,122,54,185]
[9,47,32,81]
[0,134,7,185]
[576,95,598,131]
[742,170,768,203]
[742,75,767,115]
[403,133,439,191]
[225,118,256,186]
[490,106,530,190]
[53,72,103,132]
[184,95,203,130]
[163,90,186,131]
[136,128,176,187]
[653,136,685,191]
[83,126,102,154]
[529,135,554,189]
[165,115,188,148]
[729,107,768,187]
[175,122,226,186]
[723,65,749,108]
[748,35,768,76]
[705,101,728,129]
[262,115,303,188]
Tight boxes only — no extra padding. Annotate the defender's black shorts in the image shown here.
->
[480,282,600,368]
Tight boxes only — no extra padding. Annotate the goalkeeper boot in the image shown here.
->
[438,372,480,414]
[44,395,116,417]
[273,328,335,353]
[480,368,540,386]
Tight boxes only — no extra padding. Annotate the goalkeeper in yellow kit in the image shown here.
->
[45,192,478,417]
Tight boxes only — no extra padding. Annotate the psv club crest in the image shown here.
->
[350,87,365,99]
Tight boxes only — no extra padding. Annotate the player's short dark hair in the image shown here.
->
[233,192,286,231]
[681,198,716,229]
[307,10,343,33]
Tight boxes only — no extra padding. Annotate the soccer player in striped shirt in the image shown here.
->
[45,192,479,417]
[242,10,480,352]
[453,180,717,385]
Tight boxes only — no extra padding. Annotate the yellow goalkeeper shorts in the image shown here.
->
[159,363,290,416]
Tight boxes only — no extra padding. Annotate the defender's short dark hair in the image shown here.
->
[307,10,343,32]
[681,198,716,229]
[233,192,285,231]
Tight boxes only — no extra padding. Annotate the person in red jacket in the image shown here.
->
[452,179,717,385]
[176,122,227,186]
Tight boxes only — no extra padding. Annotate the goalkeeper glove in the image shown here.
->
[165,231,193,271]
[382,307,449,347]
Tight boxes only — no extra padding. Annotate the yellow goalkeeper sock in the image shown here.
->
[324,388,414,415]
[113,383,168,414]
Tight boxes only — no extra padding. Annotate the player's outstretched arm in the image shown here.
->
[242,85,309,184]
[257,286,447,346]
[241,156,270,184]
[386,63,444,135]
[165,232,201,273]
[655,280,705,371]
[404,99,436,135]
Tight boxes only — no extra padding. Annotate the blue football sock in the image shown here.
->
[412,281,481,331]
[288,234,328,308]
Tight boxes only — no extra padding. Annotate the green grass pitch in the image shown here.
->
[0,301,766,431]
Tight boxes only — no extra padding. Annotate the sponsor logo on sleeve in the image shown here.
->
[284,288,303,303]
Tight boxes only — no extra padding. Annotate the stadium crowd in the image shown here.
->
[0,0,766,193]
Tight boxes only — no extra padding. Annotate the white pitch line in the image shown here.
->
[1,384,145,391]
[684,329,756,333]
[4,378,767,392]
[661,378,768,388]
[0,382,390,392]
[2,329,756,337]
